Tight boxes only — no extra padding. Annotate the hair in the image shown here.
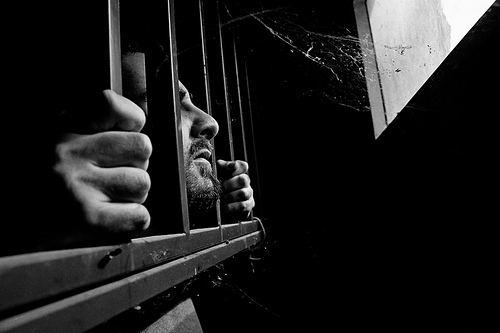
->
[185,139,222,214]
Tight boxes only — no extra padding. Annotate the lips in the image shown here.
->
[194,149,212,163]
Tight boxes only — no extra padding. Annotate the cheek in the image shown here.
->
[180,114,195,168]
[181,107,195,135]
[181,123,191,154]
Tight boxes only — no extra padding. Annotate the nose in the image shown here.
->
[187,104,219,140]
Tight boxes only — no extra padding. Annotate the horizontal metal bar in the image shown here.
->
[240,220,260,235]
[0,230,263,333]
[0,220,260,314]
[222,223,241,240]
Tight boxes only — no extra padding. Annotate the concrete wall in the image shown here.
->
[355,0,495,137]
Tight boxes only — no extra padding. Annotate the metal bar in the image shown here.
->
[353,0,387,138]
[242,56,261,218]
[230,32,254,225]
[0,245,129,314]
[216,0,235,161]
[232,33,249,163]
[199,0,223,231]
[240,220,260,235]
[0,219,260,315]
[107,0,122,94]
[199,0,212,119]
[0,230,264,333]
[166,0,191,233]
[222,223,241,241]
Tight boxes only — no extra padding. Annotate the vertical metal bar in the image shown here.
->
[167,0,191,234]
[199,1,212,119]
[232,33,249,163]
[353,0,387,138]
[108,0,122,94]
[199,0,223,234]
[242,57,262,218]
[216,0,235,161]
[231,32,252,224]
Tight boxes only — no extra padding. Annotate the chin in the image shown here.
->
[185,163,222,215]
[186,162,219,193]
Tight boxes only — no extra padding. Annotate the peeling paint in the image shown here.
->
[150,250,168,264]
[366,0,452,124]
[362,0,494,131]
[384,44,413,55]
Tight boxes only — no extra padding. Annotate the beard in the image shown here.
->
[185,139,221,216]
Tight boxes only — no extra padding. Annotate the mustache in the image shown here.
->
[188,139,213,159]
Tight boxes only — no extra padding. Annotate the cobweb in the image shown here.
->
[222,2,376,111]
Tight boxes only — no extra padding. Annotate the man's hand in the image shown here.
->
[54,90,152,235]
[217,159,255,219]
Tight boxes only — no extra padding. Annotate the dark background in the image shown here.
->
[192,1,499,332]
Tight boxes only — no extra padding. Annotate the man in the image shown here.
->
[178,81,255,223]
[0,1,253,254]
[51,59,255,247]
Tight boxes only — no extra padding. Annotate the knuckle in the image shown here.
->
[131,205,151,231]
[133,133,153,159]
[131,104,147,130]
[238,160,249,171]
[247,187,254,200]
[106,168,151,202]
[93,203,150,233]
[120,132,152,163]
[129,169,151,198]
[238,187,253,201]
[237,174,250,187]
[237,200,251,212]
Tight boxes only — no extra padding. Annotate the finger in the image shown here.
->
[221,187,253,204]
[76,131,152,169]
[216,160,236,179]
[222,173,251,193]
[91,167,151,204]
[217,160,249,179]
[64,168,150,233]
[221,197,255,216]
[90,201,151,233]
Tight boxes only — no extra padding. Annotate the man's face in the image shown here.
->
[179,81,221,212]
[122,53,221,215]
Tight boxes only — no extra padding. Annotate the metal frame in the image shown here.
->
[0,0,264,331]
[0,230,262,333]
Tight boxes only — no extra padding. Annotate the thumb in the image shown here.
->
[59,90,146,134]
[217,160,237,179]
[217,160,249,179]
[91,90,146,132]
